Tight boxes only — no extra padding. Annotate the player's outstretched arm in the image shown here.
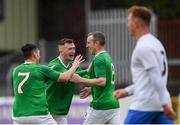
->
[57,55,85,82]
[114,89,128,99]
[71,74,106,87]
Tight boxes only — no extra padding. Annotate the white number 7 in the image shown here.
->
[18,72,30,94]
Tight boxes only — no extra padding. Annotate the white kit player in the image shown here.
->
[114,6,176,124]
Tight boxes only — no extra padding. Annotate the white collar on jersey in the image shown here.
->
[95,50,106,57]
[58,56,70,68]
[24,61,33,64]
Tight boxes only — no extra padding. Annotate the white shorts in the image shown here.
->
[83,107,120,124]
[51,114,67,124]
[12,113,57,124]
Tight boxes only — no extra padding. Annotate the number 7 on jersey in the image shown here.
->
[18,72,30,94]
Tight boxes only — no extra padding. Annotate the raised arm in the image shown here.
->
[57,55,84,82]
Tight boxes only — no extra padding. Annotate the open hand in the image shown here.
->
[73,55,85,68]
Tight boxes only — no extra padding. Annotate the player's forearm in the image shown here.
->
[125,84,135,96]
[79,77,106,86]
[76,70,88,77]
[57,65,78,82]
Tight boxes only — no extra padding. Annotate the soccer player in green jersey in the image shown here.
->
[46,38,88,124]
[72,32,120,124]
[12,44,84,124]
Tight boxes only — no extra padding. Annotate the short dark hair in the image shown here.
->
[58,38,74,46]
[88,31,105,46]
[21,44,38,59]
[128,6,151,27]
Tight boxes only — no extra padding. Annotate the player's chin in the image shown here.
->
[69,56,74,61]
[88,49,93,54]
[91,51,95,55]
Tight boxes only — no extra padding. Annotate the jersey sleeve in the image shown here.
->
[76,67,88,77]
[93,58,106,78]
[147,67,170,105]
[48,62,57,70]
[137,47,158,70]
[125,84,135,95]
[40,65,60,81]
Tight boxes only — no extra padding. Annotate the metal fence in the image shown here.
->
[86,8,157,85]
[0,9,157,96]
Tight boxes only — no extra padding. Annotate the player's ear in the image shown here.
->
[95,41,100,46]
[30,51,36,59]
[32,49,39,58]
[58,45,64,52]
[133,18,141,28]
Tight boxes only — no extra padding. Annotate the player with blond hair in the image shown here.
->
[114,6,176,124]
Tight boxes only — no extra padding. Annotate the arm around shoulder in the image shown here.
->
[80,77,106,86]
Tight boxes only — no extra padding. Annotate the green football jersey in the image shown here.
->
[12,62,60,117]
[46,57,87,115]
[89,51,120,110]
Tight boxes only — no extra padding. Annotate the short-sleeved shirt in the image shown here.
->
[130,33,171,111]
[89,51,119,110]
[12,62,60,117]
[46,57,88,115]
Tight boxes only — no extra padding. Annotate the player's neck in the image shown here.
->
[136,27,149,39]
[95,47,105,55]
[25,58,37,64]
[59,54,69,66]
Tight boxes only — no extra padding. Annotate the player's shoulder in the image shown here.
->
[134,45,153,58]
[34,64,49,70]
[35,64,54,74]
[137,36,164,54]
[14,63,23,69]
[48,58,60,67]
[13,64,23,73]
[94,51,112,64]
[13,63,40,75]
[41,63,51,68]
[139,33,156,41]
[139,34,161,46]
[48,57,59,65]
[95,51,110,58]
[13,63,34,71]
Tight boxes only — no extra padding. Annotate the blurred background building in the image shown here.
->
[0,0,180,123]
